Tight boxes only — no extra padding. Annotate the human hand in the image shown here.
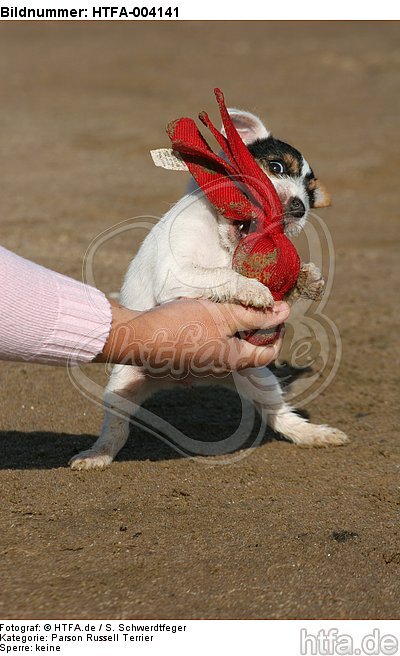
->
[96,299,290,376]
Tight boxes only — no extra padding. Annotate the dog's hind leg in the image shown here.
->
[69,365,152,470]
[229,367,349,447]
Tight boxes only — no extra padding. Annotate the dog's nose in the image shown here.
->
[287,197,305,218]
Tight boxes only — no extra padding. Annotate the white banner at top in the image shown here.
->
[0,0,397,21]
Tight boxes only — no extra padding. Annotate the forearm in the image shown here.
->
[0,246,112,365]
[94,301,141,364]
[0,246,289,371]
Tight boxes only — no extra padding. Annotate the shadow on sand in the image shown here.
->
[0,372,310,470]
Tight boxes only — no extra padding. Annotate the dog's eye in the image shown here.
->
[269,161,285,174]
[238,220,252,236]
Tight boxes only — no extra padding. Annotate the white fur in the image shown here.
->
[69,110,348,470]
[268,174,309,236]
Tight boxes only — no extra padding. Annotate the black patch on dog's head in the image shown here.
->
[248,136,330,209]
[248,137,304,177]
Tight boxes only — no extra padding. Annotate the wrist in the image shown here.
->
[94,300,142,364]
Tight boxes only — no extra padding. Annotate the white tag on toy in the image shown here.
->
[151,148,189,171]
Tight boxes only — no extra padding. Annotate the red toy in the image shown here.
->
[166,88,301,345]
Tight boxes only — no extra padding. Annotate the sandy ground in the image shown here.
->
[0,22,399,619]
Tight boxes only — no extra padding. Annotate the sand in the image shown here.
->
[0,21,399,619]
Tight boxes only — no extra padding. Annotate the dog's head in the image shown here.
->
[222,109,331,237]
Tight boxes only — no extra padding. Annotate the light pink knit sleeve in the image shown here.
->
[0,246,112,365]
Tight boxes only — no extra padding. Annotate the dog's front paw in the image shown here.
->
[69,450,113,470]
[297,262,325,301]
[234,277,274,309]
[294,424,349,448]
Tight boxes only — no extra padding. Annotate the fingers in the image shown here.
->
[219,301,290,334]
[220,333,285,372]
[246,334,285,368]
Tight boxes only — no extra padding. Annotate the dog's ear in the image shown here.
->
[222,109,270,145]
[313,180,331,208]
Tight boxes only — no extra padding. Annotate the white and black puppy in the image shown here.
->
[70,108,348,470]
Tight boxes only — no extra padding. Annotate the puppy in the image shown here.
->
[70,108,348,469]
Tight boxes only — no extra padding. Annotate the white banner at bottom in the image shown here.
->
[0,620,400,655]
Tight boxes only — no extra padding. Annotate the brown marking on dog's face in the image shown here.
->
[282,152,301,176]
[258,152,301,178]
[313,180,331,208]
[305,172,331,208]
